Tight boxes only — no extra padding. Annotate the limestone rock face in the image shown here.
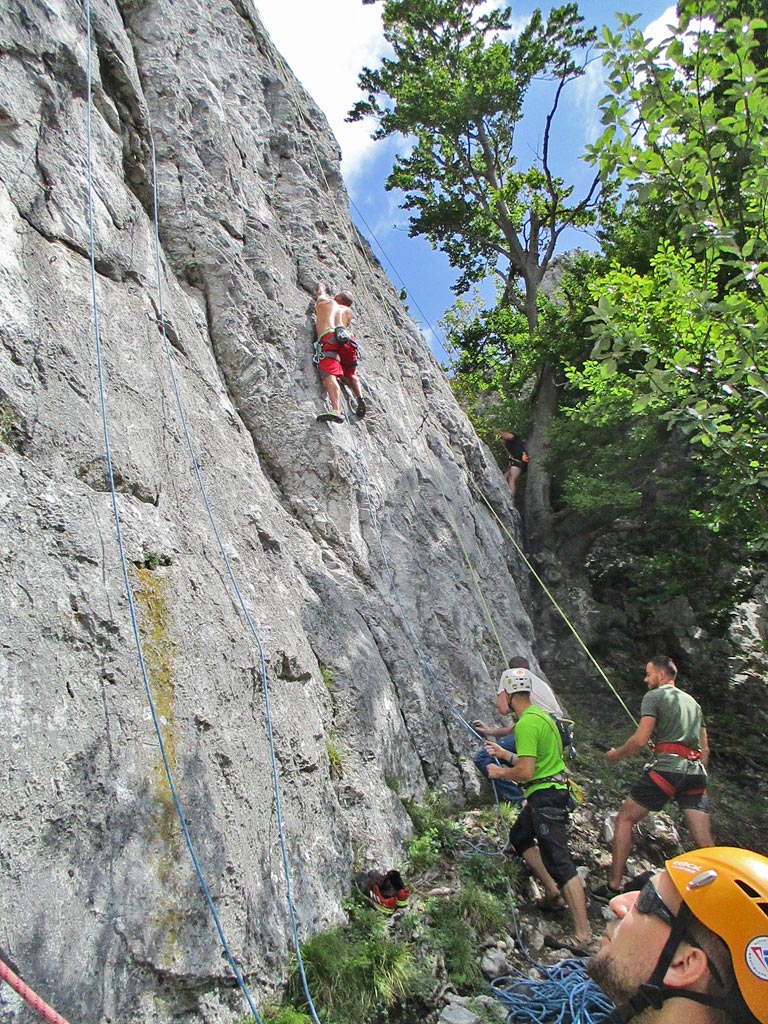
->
[0,1,535,1021]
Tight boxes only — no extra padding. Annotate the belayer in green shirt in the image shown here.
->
[485,667,592,949]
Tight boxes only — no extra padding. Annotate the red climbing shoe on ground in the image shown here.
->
[355,872,397,915]
[384,869,410,907]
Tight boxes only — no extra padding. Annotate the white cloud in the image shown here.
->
[573,54,608,146]
[367,187,408,241]
[254,0,386,181]
[643,5,679,48]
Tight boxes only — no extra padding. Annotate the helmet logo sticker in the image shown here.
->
[671,860,703,875]
[745,937,768,981]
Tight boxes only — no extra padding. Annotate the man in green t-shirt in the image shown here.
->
[594,655,713,902]
[485,667,592,949]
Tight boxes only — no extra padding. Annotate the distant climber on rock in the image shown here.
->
[314,281,366,423]
[495,429,528,496]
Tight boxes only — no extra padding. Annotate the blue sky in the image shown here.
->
[254,1,678,363]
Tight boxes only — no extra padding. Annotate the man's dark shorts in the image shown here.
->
[509,787,577,887]
[630,767,709,813]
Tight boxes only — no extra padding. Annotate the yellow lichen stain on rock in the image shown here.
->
[130,564,186,964]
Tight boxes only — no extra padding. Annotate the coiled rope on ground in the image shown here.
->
[490,957,615,1024]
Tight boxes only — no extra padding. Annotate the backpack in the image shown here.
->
[550,714,577,761]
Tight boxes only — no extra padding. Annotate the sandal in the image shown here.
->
[535,893,566,912]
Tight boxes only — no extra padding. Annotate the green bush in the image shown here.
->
[326,738,343,780]
[286,909,419,1024]
[245,1009,314,1024]
[403,791,465,872]
[459,852,521,898]
[424,897,484,993]
[455,880,511,936]
[406,830,442,873]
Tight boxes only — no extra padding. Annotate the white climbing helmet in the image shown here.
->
[498,667,533,696]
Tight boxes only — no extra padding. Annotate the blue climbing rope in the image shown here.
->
[489,900,615,1024]
[146,137,322,1024]
[490,958,615,1024]
[350,439,482,740]
[83,1,262,1019]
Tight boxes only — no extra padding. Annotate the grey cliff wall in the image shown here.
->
[0,1,540,1021]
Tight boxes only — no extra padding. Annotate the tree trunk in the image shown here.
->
[516,267,557,551]
[523,361,558,551]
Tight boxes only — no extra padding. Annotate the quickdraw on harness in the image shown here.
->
[313,325,361,365]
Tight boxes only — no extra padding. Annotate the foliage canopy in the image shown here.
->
[585,3,768,539]
[349,0,600,322]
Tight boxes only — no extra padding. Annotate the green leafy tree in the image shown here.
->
[586,3,768,539]
[349,0,600,541]
[349,0,599,327]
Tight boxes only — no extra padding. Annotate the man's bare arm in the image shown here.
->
[487,754,536,783]
[700,727,710,769]
[604,715,655,765]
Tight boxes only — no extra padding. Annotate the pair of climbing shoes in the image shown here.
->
[355,869,409,915]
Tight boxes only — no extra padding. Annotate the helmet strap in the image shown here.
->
[602,904,751,1023]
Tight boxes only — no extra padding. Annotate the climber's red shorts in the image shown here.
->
[318,331,358,379]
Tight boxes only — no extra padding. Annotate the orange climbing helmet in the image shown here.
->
[666,847,768,1023]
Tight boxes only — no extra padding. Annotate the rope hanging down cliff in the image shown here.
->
[145,138,323,1024]
[81,2,264,1018]
[80,4,329,1021]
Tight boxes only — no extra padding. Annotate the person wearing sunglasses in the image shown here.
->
[587,847,768,1024]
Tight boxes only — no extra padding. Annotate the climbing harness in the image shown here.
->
[0,956,71,1024]
[314,326,359,362]
[653,742,701,760]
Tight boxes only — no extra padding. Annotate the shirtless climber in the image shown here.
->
[315,281,366,423]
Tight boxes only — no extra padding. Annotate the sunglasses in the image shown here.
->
[635,879,725,989]
[635,879,677,927]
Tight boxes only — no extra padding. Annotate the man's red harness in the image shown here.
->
[654,742,701,760]
[648,742,705,798]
